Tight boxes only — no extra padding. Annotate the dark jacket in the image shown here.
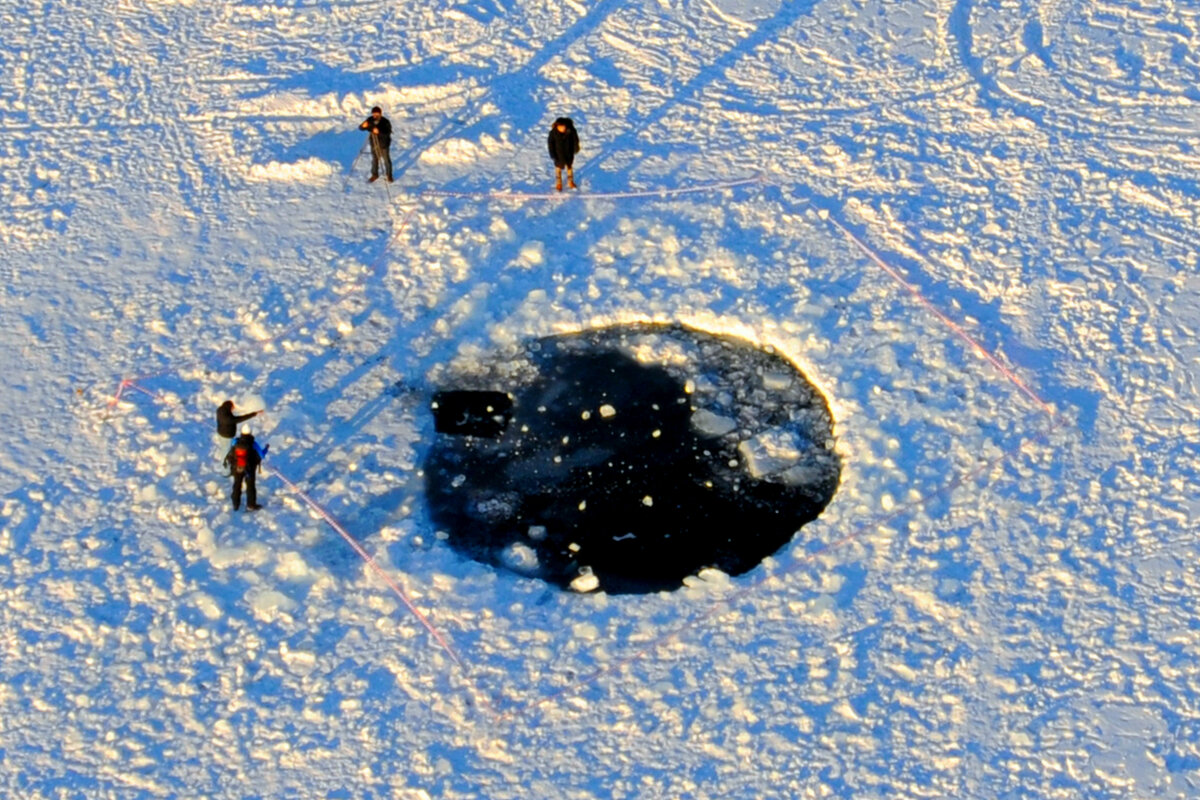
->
[224,434,266,475]
[216,402,257,439]
[547,118,579,168]
[360,115,392,149]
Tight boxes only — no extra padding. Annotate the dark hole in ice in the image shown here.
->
[423,323,841,594]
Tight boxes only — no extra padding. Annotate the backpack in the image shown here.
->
[230,443,250,474]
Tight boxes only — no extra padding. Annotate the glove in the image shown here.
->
[262,444,270,456]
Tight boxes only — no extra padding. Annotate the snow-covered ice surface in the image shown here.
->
[2,0,1199,796]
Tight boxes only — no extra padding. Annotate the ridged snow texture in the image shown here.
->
[425,323,840,594]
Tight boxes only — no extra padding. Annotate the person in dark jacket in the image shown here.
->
[359,106,393,183]
[547,117,580,191]
[216,400,259,440]
[223,427,268,511]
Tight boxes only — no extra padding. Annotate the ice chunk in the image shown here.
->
[570,567,600,593]
[572,622,599,640]
[738,428,804,478]
[761,371,795,391]
[779,462,830,486]
[501,542,539,574]
[691,408,737,437]
[683,567,732,591]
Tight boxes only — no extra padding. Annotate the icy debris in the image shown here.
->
[489,217,514,241]
[737,428,805,477]
[761,371,795,391]
[682,568,731,590]
[279,642,317,675]
[517,241,544,266]
[273,551,313,581]
[419,134,515,166]
[570,567,599,593]
[475,738,515,764]
[501,542,539,574]
[474,494,517,521]
[246,588,297,623]
[190,593,222,621]
[245,157,335,183]
[690,408,737,437]
[426,323,840,594]
[572,621,600,640]
[779,462,831,486]
[527,525,547,541]
[696,567,731,588]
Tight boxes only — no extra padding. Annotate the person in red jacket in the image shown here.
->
[547,117,580,191]
[223,428,268,511]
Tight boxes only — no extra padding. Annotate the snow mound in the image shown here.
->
[419,135,515,166]
[246,158,336,183]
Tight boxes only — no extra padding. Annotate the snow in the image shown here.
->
[3,0,1200,796]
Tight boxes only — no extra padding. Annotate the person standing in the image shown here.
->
[359,106,393,183]
[216,400,259,440]
[547,117,580,191]
[223,427,268,511]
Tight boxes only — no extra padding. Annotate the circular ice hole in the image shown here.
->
[424,323,841,594]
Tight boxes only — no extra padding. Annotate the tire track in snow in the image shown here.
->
[388,0,630,180]
[582,0,822,178]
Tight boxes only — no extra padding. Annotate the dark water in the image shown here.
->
[424,323,840,594]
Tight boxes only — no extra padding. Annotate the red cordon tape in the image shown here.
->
[827,214,1056,418]
[100,176,1072,723]
[265,467,466,669]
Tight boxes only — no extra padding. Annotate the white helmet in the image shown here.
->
[241,426,252,436]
